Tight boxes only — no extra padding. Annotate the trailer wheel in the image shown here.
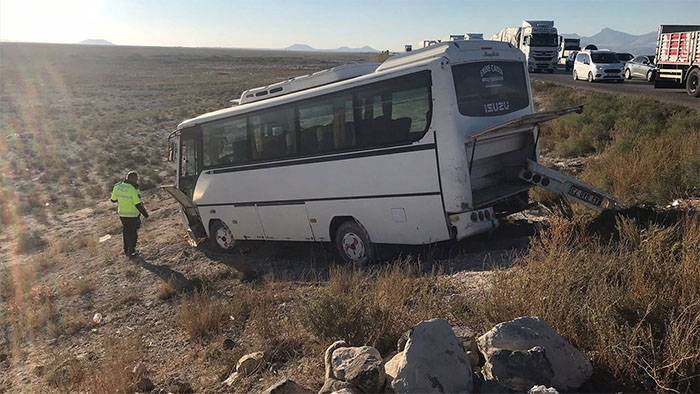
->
[334,220,375,265]
[209,220,236,253]
[687,68,700,97]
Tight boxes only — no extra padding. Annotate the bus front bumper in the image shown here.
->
[449,207,499,241]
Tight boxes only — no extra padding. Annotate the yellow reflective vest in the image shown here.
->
[110,181,142,218]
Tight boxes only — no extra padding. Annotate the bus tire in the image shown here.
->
[334,220,375,265]
[687,68,700,97]
[209,220,236,253]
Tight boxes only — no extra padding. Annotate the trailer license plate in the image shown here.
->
[568,185,603,207]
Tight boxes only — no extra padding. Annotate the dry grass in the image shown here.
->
[72,277,95,296]
[584,131,700,204]
[178,289,249,338]
[533,81,700,204]
[452,214,700,392]
[157,278,178,300]
[301,259,449,354]
[45,352,86,392]
[82,335,143,393]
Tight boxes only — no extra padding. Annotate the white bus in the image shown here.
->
[165,40,621,264]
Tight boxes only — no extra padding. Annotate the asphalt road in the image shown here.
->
[531,70,699,110]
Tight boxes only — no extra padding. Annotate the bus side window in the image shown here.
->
[250,105,296,160]
[355,71,431,148]
[298,94,354,154]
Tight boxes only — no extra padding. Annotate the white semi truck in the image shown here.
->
[492,20,559,72]
[558,37,581,65]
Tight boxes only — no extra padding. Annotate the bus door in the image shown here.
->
[179,127,202,198]
[163,127,207,243]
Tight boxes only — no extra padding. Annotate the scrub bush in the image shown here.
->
[301,260,448,354]
[533,81,700,204]
[452,214,700,392]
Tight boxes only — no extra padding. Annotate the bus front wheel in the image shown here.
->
[335,221,375,265]
[209,220,236,253]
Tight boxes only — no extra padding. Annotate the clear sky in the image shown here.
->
[1,0,698,51]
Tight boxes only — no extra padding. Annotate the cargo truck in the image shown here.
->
[492,20,559,72]
[654,25,700,97]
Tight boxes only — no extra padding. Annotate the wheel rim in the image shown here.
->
[690,74,699,93]
[647,71,653,82]
[215,225,234,250]
[588,73,593,82]
[625,69,630,79]
[341,232,366,261]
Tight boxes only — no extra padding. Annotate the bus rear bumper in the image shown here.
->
[449,207,499,241]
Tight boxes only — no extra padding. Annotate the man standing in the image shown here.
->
[111,171,149,257]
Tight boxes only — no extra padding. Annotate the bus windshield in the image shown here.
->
[452,61,530,117]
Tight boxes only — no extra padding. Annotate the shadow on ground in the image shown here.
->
[194,214,541,282]
[133,255,203,293]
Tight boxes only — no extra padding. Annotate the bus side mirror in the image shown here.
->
[167,142,176,162]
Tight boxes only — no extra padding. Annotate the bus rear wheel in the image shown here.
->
[335,221,375,265]
[209,220,236,253]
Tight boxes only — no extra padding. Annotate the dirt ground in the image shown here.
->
[5,43,695,393]
[0,183,551,392]
[0,43,550,392]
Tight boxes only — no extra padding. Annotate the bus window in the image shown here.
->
[250,105,296,160]
[392,86,430,134]
[201,117,249,167]
[356,71,431,147]
[298,94,354,154]
[452,61,529,117]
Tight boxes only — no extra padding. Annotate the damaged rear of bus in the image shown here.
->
[403,40,621,241]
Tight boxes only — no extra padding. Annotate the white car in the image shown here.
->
[573,50,624,82]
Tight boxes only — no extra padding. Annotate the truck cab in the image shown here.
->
[520,21,559,73]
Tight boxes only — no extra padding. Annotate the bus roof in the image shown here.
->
[177,40,520,130]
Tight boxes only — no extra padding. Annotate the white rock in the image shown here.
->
[331,346,385,393]
[383,351,404,380]
[529,384,559,394]
[92,313,103,325]
[331,346,381,381]
[478,316,592,391]
[261,378,313,394]
[391,319,473,393]
[223,371,239,386]
[236,351,264,375]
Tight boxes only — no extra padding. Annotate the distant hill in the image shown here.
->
[79,39,114,46]
[284,43,378,53]
[563,28,656,55]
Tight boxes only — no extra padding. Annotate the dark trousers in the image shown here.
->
[120,216,141,255]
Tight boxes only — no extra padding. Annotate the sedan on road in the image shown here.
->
[616,53,634,62]
[624,55,656,82]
